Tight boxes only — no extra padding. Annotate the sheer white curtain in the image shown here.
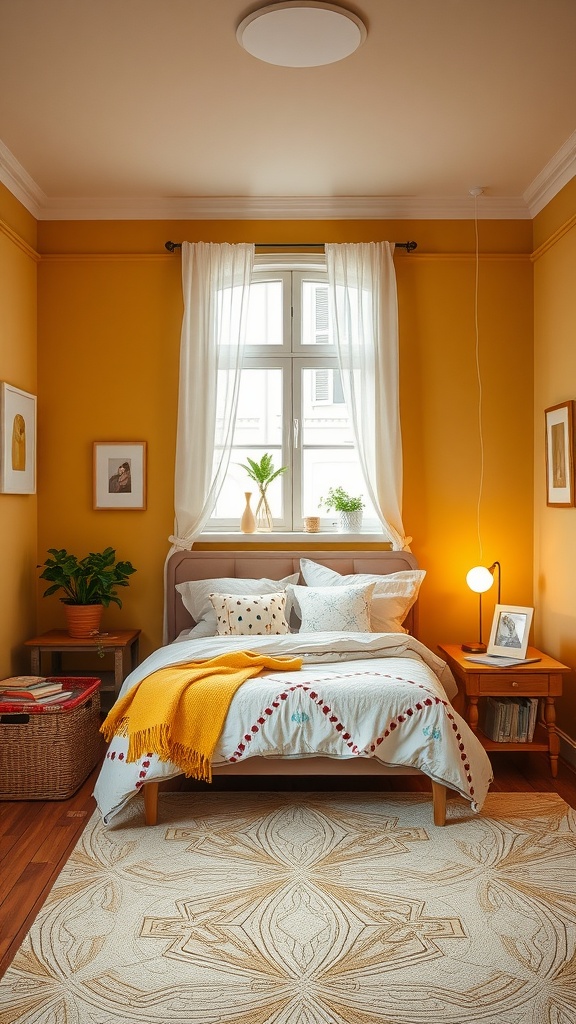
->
[164,241,254,634]
[325,241,408,550]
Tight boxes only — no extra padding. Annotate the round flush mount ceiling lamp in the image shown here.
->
[237,2,367,67]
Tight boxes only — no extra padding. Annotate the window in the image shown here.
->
[210,263,377,530]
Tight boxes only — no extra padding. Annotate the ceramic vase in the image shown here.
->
[240,492,257,534]
[338,510,363,533]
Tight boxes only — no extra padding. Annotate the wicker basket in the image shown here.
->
[0,677,102,800]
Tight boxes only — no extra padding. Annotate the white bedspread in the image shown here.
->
[93,633,493,822]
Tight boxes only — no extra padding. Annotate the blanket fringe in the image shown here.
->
[103,719,213,783]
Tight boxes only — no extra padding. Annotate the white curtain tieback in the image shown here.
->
[168,535,191,550]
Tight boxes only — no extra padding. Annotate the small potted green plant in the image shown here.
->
[320,486,365,533]
[38,547,136,637]
[239,453,287,531]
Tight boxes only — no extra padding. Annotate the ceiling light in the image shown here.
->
[237,2,367,68]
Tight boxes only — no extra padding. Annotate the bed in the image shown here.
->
[93,548,493,827]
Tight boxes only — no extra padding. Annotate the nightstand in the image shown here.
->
[438,643,570,776]
[24,628,141,703]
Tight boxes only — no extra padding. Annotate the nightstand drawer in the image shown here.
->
[477,674,548,696]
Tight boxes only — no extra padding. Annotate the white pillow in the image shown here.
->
[176,574,299,634]
[173,620,215,643]
[287,582,375,633]
[299,558,425,634]
[209,592,290,636]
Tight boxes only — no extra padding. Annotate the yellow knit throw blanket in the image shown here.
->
[100,651,302,782]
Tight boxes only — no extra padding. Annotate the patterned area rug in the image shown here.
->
[1,791,575,1024]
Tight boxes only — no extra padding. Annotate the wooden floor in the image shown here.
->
[1,746,576,979]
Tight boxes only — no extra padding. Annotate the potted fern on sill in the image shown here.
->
[320,486,365,533]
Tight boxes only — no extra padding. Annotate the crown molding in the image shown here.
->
[37,193,531,221]
[524,130,576,217]
[0,139,45,218]
[1,136,574,222]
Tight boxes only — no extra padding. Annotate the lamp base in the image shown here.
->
[461,641,487,653]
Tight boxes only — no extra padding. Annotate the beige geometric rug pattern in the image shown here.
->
[1,791,575,1024]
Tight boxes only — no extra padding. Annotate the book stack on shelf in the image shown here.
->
[479,696,539,743]
[0,675,75,704]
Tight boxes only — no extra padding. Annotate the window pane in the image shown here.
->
[233,369,283,447]
[301,281,331,345]
[246,280,283,345]
[302,449,377,521]
[301,367,353,445]
[212,367,284,520]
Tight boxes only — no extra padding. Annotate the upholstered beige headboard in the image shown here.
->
[166,548,420,643]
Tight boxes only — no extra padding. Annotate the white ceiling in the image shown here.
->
[0,0,575,220]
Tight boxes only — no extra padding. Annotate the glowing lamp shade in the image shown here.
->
[462,561,501,653]
[466,565,495,594]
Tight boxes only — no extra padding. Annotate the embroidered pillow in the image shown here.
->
[287,582,375,633]
[299,558,425,633]
[209,592,290,636]
[176,574,299,634]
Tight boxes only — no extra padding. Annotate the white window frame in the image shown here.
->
[207,256,372,533]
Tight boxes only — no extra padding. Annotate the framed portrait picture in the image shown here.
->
[545,400,574,507]
[487,604,534,660]
[0,382,37,494]
[93,442,147,510]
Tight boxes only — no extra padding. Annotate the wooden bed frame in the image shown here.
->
[143,548,447,826]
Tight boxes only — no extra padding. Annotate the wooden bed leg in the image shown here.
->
[431,781,447,826]
[143,782,159,826]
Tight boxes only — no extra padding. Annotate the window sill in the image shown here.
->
[196,531,392,548]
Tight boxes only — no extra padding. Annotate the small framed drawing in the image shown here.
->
[487,604,534,660]
[545,400,574,507]
[93,442,147,510]
[0,382,37,494]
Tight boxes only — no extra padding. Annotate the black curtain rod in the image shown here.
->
[165,240,417,253]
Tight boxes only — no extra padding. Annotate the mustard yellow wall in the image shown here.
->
[36,218,533,657]
[0,183,38,675]
[533,177,576,759]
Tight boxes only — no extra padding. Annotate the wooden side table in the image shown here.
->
[24,629,141,701]
[438,643,570,777]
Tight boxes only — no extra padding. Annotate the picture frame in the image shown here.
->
[487,604,534,660]
[0,382,37,494]
[93,442,147,510]
[545,400,575,507]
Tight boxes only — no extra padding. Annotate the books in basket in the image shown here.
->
[0,678,64,700]
[479,696,539,743]
[0,675,48,688]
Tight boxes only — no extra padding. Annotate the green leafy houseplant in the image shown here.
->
[320,487,365,513]
[38,547,136,607]
[239,453,287,530]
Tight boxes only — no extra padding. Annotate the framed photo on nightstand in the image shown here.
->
[487,604,533,659]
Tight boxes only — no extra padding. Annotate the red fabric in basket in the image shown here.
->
[0,677,101,714]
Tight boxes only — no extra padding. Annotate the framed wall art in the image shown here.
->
[545,400,575,507]
[0,382,37,494]
[487,604,534,660]
[93,441,147,510]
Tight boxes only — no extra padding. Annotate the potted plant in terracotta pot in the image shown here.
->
[320,486,365,533]
[38,547,136,637]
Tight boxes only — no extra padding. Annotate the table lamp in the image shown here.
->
[461,561,501,653]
